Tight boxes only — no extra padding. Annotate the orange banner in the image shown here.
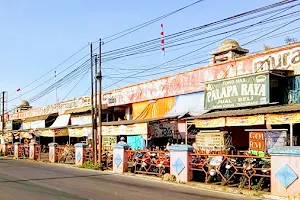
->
[195,117,225,128]
[226,115,265,126]
[266,112,300,124]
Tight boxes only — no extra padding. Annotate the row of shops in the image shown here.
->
[2,40,300,155]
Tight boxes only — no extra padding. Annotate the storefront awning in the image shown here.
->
[50,114,71,129]
[166,92,208,117]
[22,115,48,130]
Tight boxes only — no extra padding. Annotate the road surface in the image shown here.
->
[0,158,253,200]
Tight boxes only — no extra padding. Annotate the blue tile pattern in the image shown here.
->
[114,154,122,167]
[275,164,298,188]
[76,151,82,162]
[173,158,185,174]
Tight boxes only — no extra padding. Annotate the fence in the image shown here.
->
[56,145,75,164]
[127,150,170,177]
[84,147,113,170]
[6,144,14,156]
[19,144,30,158]
[190,152,271,191]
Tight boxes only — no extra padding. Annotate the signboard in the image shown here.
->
[68,127,92,137]
[148,121,177,139]
[71,115,92,125]
[195,131,230,151]
[266,113,300,124]
[205,74,269,110]
[101,123,148,136]
[195,117,226,128]
[5,121,12,130]
[226,115,265,126]
[249,132,265,151]
[249,130,287,152]
[102,136,117,147]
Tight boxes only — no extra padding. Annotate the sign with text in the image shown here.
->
[249,131,265,151]
[204,74,270,109]
[148,121,177,139]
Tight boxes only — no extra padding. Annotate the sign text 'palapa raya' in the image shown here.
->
[204,74,270,109]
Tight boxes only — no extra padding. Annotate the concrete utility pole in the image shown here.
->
[96,39,103,165]
[1,91,5,136]
[94,53,98,164]
[90,42,96,164]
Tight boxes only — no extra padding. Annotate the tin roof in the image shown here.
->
[187,104,300,119]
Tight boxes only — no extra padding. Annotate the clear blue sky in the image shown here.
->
[0,0,298,111]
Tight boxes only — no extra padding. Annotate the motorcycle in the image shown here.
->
[238,158,263,189]
[206,156,224,183]
[221,157,244,186]
[131,151,144,173]
[252,159,271,191]
[154,152,170,174]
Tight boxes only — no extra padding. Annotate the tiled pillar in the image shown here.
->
[169,145,193,182]
[29,142,37,160]
[268,146,300,198]
[48,143,58,163]
[112,143,130,174]
[75,143,87,166]
[14,142,21,159]
[1,143,7,155]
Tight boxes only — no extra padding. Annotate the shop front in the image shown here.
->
[187,72,289,152]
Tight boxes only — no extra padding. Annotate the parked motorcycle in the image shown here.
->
[238,158,263,189]
[131,151,143,173]
[251,159,271,191]
[221,157,244,186]
[206,156,225,183]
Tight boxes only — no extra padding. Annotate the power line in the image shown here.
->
[102,0,205,44]
[101,0,298,57]
[8,44,89,98]
[101,9,300,62]
[102,2,299,90]
[9,0,297,102]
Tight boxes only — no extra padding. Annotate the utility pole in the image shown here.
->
[90,42,96,164]
[97,39,103,165]
[94,53,98,163]
[1,91,5,136]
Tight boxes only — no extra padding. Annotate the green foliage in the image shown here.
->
[78,161,101,170]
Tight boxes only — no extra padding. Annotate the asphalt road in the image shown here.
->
[0,158,253,200]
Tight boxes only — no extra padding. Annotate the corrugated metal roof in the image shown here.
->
[188,104,300,119]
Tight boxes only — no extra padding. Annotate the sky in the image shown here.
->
[0,0,299,112]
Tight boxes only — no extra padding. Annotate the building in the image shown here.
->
[2,39,300,150]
